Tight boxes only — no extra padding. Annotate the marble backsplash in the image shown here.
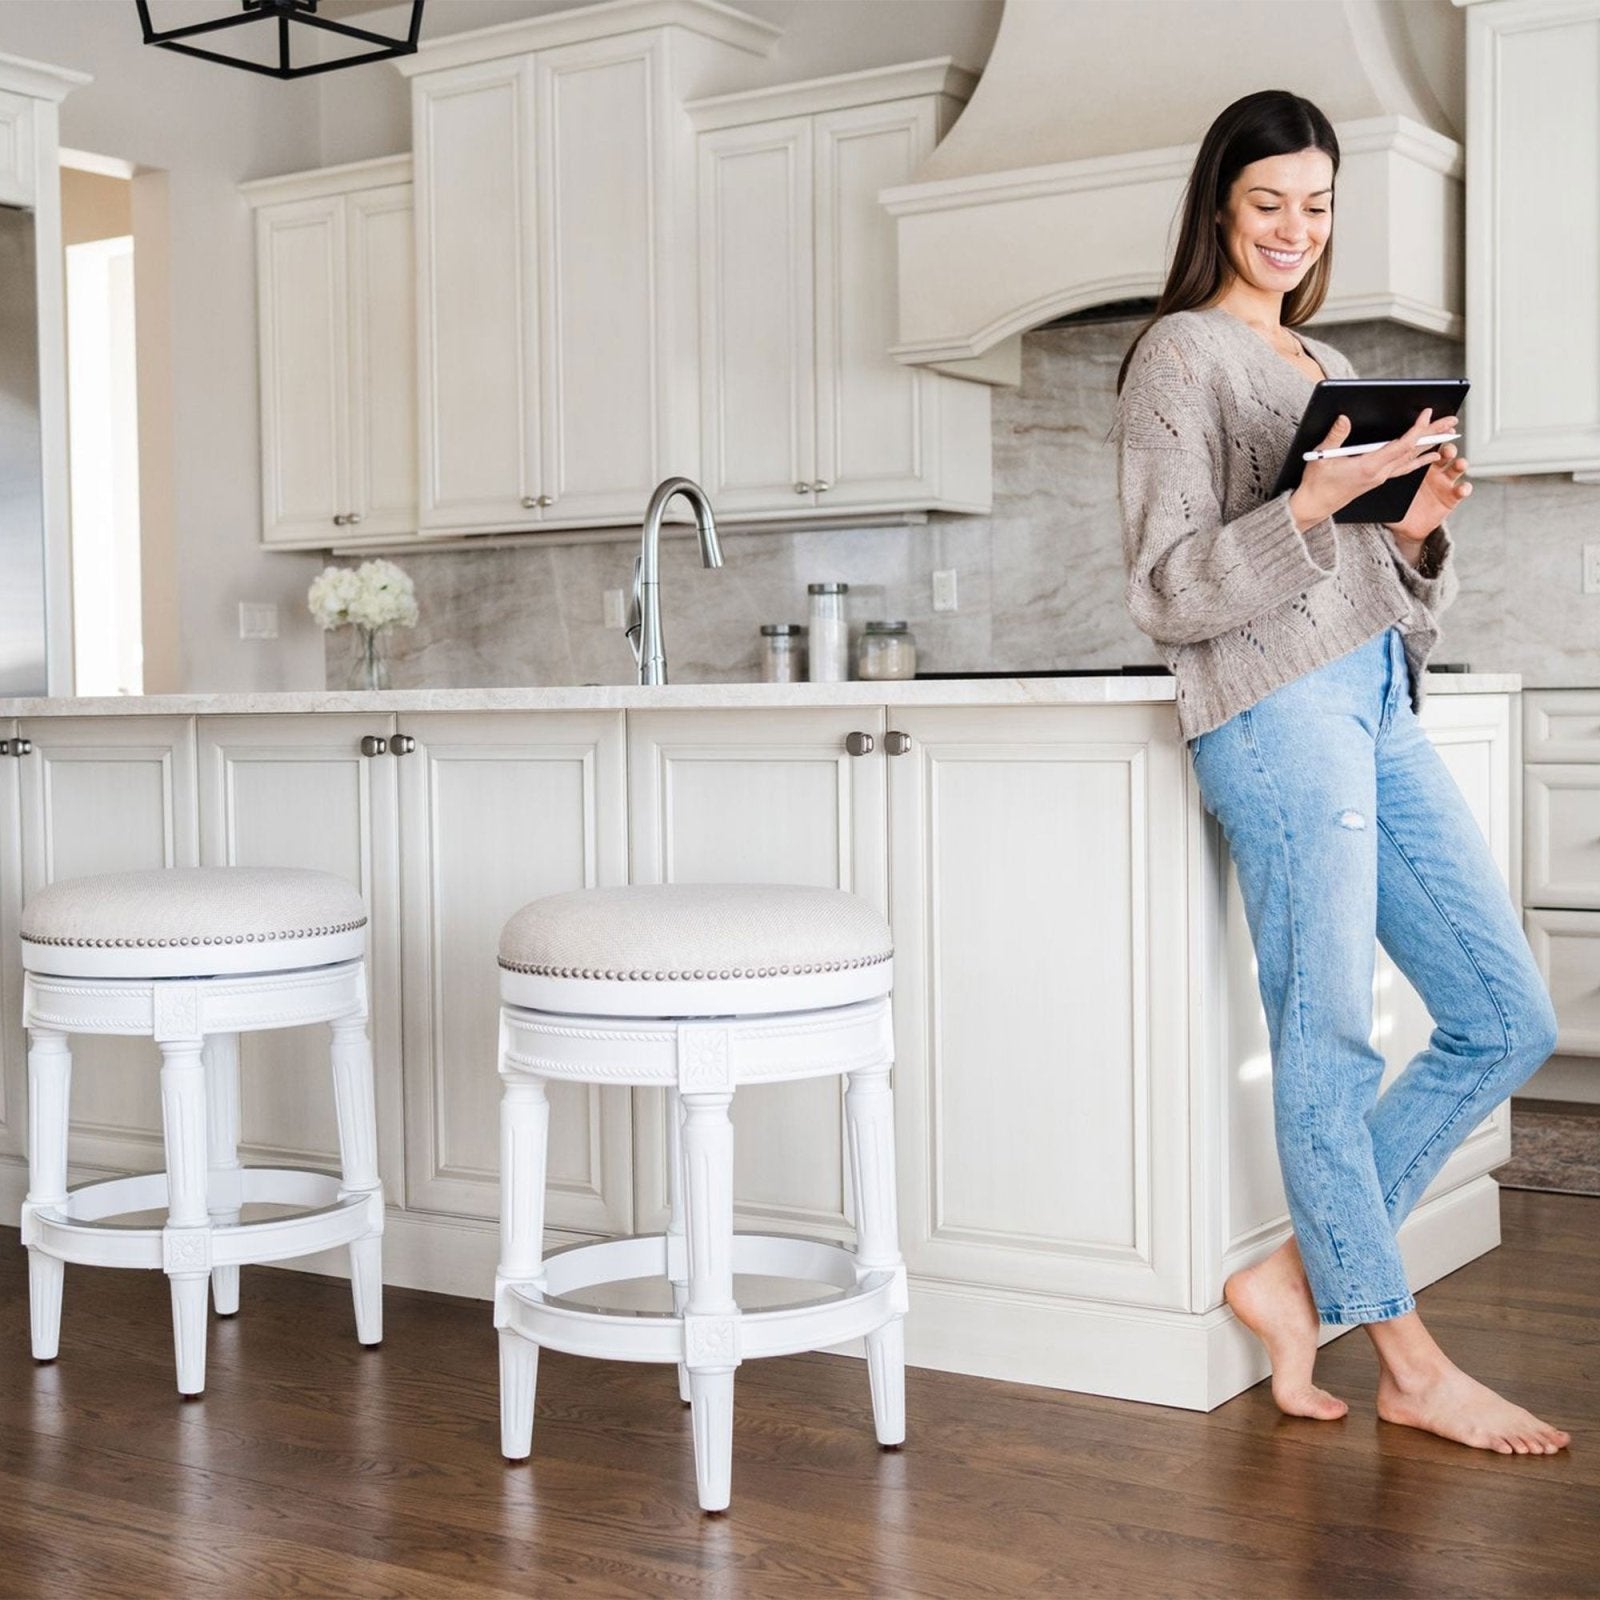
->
[327,316,1600,690]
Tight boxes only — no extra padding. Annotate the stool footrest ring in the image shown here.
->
[501,1232,905,1366]
[27,1168,382,1271]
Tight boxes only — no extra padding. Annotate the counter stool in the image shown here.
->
[495,883,907,1512]
[18,866,384,1396]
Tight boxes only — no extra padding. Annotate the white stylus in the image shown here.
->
[1303,432,1460,462]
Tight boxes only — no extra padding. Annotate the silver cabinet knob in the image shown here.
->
[359,734,388,757]
[844,731,875,757]
[346,512,363,525]
[390,733,416,755]
[884,731,912,756]
[813,480,832,492]
[10,737,31,757]
[536,494,554,507]
[794,482,812,495]
[521,495,539,509]
[332,513,349,526]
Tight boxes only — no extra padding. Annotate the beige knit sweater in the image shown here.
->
[1112,305,1459,741]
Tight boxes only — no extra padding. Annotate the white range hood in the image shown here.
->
[882,0,1464,384]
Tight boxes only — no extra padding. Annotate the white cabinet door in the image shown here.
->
[0,724,21,1158]
[396,712,628,1231]
[0,91,35,208]
[534,35,670,524]
[15,716,198,1173]
[256,196,349,547]
[413,58,541,531]
[1463,0,1600,475]
[886,704,1191,1310]
[812,97,939,510]
[345,183,418,542]
[627,707,888,1240]
[697,117,817,514]
[197,715,403,1195]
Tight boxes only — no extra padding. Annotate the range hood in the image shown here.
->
[882,0,1464,385]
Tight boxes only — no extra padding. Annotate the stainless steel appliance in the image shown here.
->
[0,203,47,696]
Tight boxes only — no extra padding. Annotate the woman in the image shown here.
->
[1113,90,1569,1455]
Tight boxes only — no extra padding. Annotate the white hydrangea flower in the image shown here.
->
[307,559,418,631]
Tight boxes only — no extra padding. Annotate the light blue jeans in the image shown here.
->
[1190,626,1558,1325]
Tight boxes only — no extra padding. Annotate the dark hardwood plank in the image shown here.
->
[2,1190,1594,1598]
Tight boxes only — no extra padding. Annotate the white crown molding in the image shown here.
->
[394,0,780,77]
[686,57,976,130]
[0,50,91,102]
[241,153,413,206]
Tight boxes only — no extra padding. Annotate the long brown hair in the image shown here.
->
[1116,90,1340,394]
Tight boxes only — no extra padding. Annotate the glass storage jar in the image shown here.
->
[806,582,850,682]
[857,620,917,681]
[760,623,806,682]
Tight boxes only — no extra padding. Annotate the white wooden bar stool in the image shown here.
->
[18,866,384,1397]
[494,883,907,1512]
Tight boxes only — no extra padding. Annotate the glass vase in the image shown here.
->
[349,624,391,692]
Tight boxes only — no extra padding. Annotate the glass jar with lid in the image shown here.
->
[806,582,850,682]
[857,620,917,681]
[759,623,806,683]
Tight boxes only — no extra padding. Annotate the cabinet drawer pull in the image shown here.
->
[794,482,812,495]
[813,480,832,493]
[346,512,363,525]
[359,734,388,757]
[10,737,31,757]
[884,731,912,756]
[390,734,416,755]
[521,496,539,510]
[536,494,554,508]
[332,513,349,526]
[844,731,875,757]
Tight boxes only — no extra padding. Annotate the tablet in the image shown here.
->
[1272,378,1471,524]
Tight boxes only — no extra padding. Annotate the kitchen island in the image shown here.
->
[0,671,1521,1408]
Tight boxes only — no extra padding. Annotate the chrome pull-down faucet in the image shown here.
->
[626,476,723,686]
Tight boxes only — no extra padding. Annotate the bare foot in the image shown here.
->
[1225,1242,1349,1420]
[1376,1360,1571,1454]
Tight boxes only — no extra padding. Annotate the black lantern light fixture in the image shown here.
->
[135,0,425,80]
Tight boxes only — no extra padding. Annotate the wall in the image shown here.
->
[329,314,1600,692]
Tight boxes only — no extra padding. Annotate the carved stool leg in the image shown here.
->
[204,1033,243,1317]
[497,1064,549,1461]
[846,1057,907,1447]
[23,1028,72,1362]
[330,1006,383,1346]
[680,1086,739,1513]
[665,1086,691,1405]
[159,1034,212,1396]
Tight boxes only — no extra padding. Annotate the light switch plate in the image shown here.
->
[932,568,958,612]
[1584,544,1600,595]
[238,601,279,640]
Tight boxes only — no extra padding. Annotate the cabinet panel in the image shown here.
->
[628,708,887,1238]
[414,60,539,529]
[347,184,418,540]
[1524,688,1600,762]
[536,39,661,521]
[1524,764,1600,909]
[0,91,35,208]
[697,118,816,512]
[197,715,403,1193]
[813,98,934,506]
[0,723,20,1157]
[888,705,1189,1309]
[16,717,198,1171]
[257,197,348,545]
[397,712,628,1229]
[1525,908,1600,1056]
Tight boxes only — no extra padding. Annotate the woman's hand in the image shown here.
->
[1384,440,1471,546]
[1288,408,1456,533]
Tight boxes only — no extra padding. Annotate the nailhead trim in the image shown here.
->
[498,949,892,982]
[23,916,368,951]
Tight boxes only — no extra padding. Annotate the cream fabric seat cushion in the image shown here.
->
[498,884,893,1017]
[20,867,367,978]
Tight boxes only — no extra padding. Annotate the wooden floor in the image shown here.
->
[2,1191,1595,1599]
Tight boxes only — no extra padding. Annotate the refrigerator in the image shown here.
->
[0,202,48,696]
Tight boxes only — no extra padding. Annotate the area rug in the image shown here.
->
[1492,1100,1600,1197]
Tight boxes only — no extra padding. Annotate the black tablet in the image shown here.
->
[1272,378,1471,524]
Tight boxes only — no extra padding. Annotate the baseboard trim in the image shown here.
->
[0,1162,1503,1411]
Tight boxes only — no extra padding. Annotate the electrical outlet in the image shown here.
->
[603,587,626,629]
[238,601,279,640]
[932,568,958,612]
[1584,544,1600,595]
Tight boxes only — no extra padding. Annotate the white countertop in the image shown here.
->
[0,672,1522,718]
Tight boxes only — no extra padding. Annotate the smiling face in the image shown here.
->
[1214,148,1334,296]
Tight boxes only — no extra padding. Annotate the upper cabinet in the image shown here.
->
[244,157,418,549]
[1458,0,1600,478]
[690,63,991,520]
[399,1,779,536]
